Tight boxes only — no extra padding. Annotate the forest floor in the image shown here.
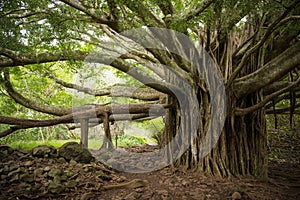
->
[97,144,300,200]
[0,145,299,200]
[0,129,299,200]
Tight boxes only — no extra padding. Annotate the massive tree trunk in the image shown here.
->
[162,78,268,178]
[161,33,300,179]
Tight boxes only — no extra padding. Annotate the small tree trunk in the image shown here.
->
[80,119,89,148]
[101,112,114,149]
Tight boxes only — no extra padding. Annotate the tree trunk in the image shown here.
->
[80,119,89,147]
[163,89,268,178]
[101,112,114,149]
[160,27,270,178]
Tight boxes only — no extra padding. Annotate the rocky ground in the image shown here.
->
[0,142,299,200]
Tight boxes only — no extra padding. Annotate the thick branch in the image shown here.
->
[3,70,72,116]
[266,103,300,114]
[66,113,155,130]
[157,0,174,16]
[228,1,300,86]
[0,48,87,68]
[263,81,290,95]
[0,103,169,137]
[45,70,165,100]
[59,0,119,31]
[234,41,300,97]
[184,0,215,21]
[235,77,300,116]
[110,59,185,98]
[0,47,180,100]
[265,92,300,109]
[123,0,164,27]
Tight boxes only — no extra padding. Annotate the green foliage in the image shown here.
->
[1,134,148,150]
[0,125,74,145]
[267,114,300,163]
[134,117,165,144]
[117,134,148,147]
[3,139,79,150]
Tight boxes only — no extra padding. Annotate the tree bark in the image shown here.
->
[161,89,268,178]
[80,119,89,147]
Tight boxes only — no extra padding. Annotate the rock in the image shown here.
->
[66,180,78,188]
[33,168,43,178]
[32,145,57,158]
[181,180,189,187]
[20,174,34,183]
[59,142,94,163]
[53,176,62,184]
[47,168,62,177]
[0,165,10,174]
[24,160,33,167]
[1,174,7,180]
[98,152,110,160]
[0,145,14,159]
[64,168,74,177]
[58,157,66,163]
[60,174,68,181]
[232,191,242,199]
[69,159,77,165]
[48,181,65,193]
[43,166,51,172]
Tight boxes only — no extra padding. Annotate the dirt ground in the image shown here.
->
[0,142,299,200]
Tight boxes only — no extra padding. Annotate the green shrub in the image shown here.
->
[117,134,148,147]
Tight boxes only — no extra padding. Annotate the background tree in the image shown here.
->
[0,0,299,178]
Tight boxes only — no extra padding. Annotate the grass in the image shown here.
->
[6,139,79,149]
[3,134,150,150]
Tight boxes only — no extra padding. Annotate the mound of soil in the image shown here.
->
[0,143,299,199]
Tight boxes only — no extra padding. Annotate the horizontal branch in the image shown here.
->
[234,41,300,98]
[266,103,300,114]
[0,48,87,68]
[263,81,290,95]
[235,77,300,116]
[66,113,157,130]
[265,92,300,109]
[45,70,165,100]
[0,103,169,137]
